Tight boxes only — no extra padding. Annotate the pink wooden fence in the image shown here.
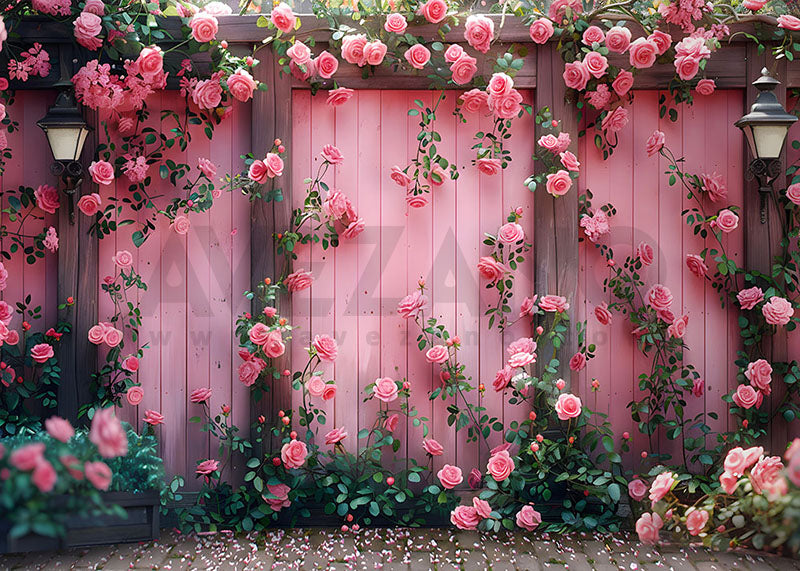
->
[8,87,797,481]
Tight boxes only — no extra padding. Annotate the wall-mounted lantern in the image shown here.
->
[735,68,798,223]
[36,82,92,224]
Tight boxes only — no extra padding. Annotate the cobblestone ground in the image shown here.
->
[1,529,799,571]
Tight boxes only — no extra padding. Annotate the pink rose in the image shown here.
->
[136,46,163,78]
[325,427,348,445]
[778,15,800,31]
[10,443,45,471]
[31,343,54,363]
[595,302,612,325]
[450,54,478,85]
[263,330,286,358]
[750,456,785,495]
[737,286,764,310]
[125,386,144,406]
[143,409,164,425]
[647,284,673,311]
[172,215,191,235]
[487,73,514,97]
[649,471,675,502]
[473,497,492,519]
[477,157,503,175]
[460,89,489,114]
[569,352,586,372]
[612,70,634,96]
[89,407,128,458]
[363,40,387,66]
[35,185,60,214]
[464,14,494,54]
[529,18,554,44]
[198,158,217,179]
[390,165,413,187]
[45,416,74,443]
[563,60,590,91]
[692,378,705,398]
[762,296,794,326]
[493,366,512,392]
[546,170,572,197]
[287,41,311,66]
[743,0,767,10]
[373,377,398,402]
[397,290,428,319]
[486,449,515,481]
[539,294,569,313]
[31,459,57,492]
[285,268,313,292]
[646,130,665,157]
[719,470,739,494]
[84,461,112,491]
[696,79,716,96]
[497,222,524,244]
[555,393,582,420]
[786,183,800,205]
[516,505,542,531]
[667,314,688,339]
[189,13,218,43]
[315,51,339,79]
[468,468,483,489]
[559,151,580,172]
[227,69,257,102]
[103,325,123,347]
[701,172,727,202]
[112,249,134,270]
[477,256,506,283]
[419,0,448,24]
[450,505,480,530]
[745,359,772,394]
[583,52,608,79]
[732,384,760,409]
[685,254,708,278]
[508,352,535,368]
[384,13,407,34]
[628,478,648,501]
[321,145,344,165]
[425,345,449,364]
[437,464,463,489]
[724,445,762,476]
[636,513,663,545]
[73,12,102,50]
[648,30,672,54]
[582,25,605,46]
[404,44,430,70]
[78,193,102,216]
[326,87,354,108]
[601,106,629,135]
[444,44,465,63]
[89,161,114,186]
[341,34,367,66]
[605,26,632,53]
[270,2,296,34]
[312,334,338,362]
[423,438,444,456]
[384,413,399,432]
[264,483,291,511]
[196,459,219,476]
[306,377,326,398]
[281,439,308,469]
[262,153,283,178]
[192,78,222,109]
[629,38,658,69]
[675,56,700,81]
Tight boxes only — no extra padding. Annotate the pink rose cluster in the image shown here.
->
[459,72,524,124]
[718,446,788,499]
[673,35,711,82]
[658,0,711,32]
[249,152,285,184]
[321,182,365,240]
[450,497,506,531]
[238,348,268,387]
[341,35,389,68]
[88,322,124,348]
[579,209,610,243]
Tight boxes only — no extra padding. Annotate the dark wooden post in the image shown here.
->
[534,44,579,380]
[743,45,790,449]
[56,109,98,423]
[250,47,294,438]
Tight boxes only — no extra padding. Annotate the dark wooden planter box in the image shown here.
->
[0,490,160,554]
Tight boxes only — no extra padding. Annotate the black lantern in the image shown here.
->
[735,68,797,223]
[37,82,92,223]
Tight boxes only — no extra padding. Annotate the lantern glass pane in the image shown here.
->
[753,124,789,159]
[45,126,84,161]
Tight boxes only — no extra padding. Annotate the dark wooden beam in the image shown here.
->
[534,44,579,381]
[56,110,99,423]
[250,47,293,442]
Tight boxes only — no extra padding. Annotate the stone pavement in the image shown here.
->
[1,528,798,571]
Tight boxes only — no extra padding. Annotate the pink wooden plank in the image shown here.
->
[428,91,459,472]
[310,93,337,444]
[379,90,409,466]
[159,92,188,479]
[354,91,382,462]
[331,94,360,455]
[453,94,482,479]
[290,90,313,439]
